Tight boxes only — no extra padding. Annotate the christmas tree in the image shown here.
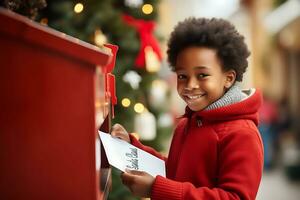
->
[2,0,174,199]
[0,0,47,20]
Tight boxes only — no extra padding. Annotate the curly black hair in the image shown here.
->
[167,17,250,82]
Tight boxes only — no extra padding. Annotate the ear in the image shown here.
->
[224,70,236,89]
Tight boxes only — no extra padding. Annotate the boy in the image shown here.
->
[111,17,263,200]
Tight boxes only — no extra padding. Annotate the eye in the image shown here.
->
[197,73,208,79]
[177,74,187,80]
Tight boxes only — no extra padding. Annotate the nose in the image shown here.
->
[186,76,199,90]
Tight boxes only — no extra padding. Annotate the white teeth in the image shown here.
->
[187,95,202,99]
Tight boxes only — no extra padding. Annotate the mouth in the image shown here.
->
[183,94,205,103]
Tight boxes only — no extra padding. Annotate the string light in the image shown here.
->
[74,3,84,13]
[152,79,167,89]
[142,4,153,15]
[121,98,131,107]
[94,29,107,46]
[134,103,145,113]
[145,46,160,72]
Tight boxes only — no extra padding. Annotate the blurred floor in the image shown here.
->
[257,168,300,200]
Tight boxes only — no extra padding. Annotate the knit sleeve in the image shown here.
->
[129,133,167,162]
[151,128,263,200]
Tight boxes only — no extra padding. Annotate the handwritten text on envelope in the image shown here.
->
[99,131,166,177]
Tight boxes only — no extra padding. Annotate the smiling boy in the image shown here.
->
[111,17,263,200]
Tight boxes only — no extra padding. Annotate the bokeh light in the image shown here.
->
[74,3,84,13]
[142,4,153,15]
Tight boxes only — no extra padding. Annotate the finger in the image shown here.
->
[112,123,123,131]
[110,130,119,137]
[120,177,133,193]
[122,170,135,178]
[111,126,120,134]
[111,131,126,140]
[110,130,123,137]
[121,172,135,185]
[125,169,146,176]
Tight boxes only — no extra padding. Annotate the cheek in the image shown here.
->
[176,84,182,95]
[176,81,183,91]
[201,80,226,95]
[199,81,214,90]
[177,84,186,98]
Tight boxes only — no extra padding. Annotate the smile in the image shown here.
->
[186,95,203,99]
[184,94,205,102]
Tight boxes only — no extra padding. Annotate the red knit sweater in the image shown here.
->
[130,89,263,200]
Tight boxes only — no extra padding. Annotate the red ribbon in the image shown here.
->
[122,14,162,68]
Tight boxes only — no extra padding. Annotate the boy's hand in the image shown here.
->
[111,123,130,143]
[121,169,155,198]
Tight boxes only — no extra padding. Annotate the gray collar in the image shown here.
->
[204,85,247,111]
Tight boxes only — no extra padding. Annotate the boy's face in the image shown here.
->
[175,47,236,111]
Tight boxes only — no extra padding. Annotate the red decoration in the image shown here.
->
[123,14,162,68]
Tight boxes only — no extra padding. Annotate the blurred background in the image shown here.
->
[1,0,299,199]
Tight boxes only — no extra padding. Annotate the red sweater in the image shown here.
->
[130,89,263,200]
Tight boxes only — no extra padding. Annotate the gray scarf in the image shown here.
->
[205,85,247,111]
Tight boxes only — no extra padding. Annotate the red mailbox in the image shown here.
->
[0,8,117,200]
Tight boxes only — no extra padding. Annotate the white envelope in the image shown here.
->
[99,131,166,177]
